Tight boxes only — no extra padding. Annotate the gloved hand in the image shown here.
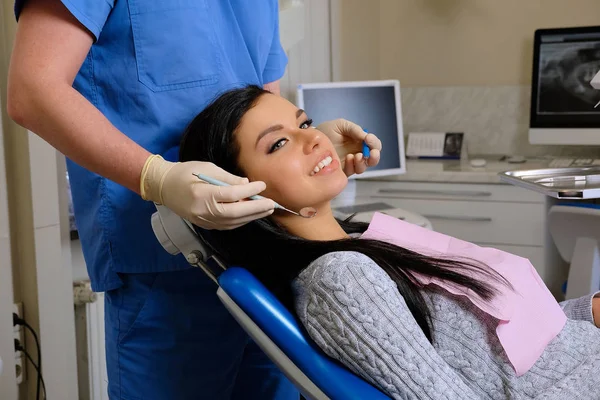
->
[316,119,382,176]
[140,155,275,230]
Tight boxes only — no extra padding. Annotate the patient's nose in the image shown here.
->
[302,128,323,154]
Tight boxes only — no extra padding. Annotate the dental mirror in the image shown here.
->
[299,207,318,218]
[274,204,317,218]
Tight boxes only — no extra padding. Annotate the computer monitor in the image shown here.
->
[529,26,600,145]
[296,80,406,178]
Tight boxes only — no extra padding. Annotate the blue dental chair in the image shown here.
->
[150,204,391,400]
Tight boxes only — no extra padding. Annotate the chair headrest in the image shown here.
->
[151,204,214,262]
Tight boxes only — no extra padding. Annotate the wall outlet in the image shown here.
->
[14,353,23,385]
[13,303,25,384]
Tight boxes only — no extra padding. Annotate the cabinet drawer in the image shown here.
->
[351,180,545,203]
[365,198,545,246]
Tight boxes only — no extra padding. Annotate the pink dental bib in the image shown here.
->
[361,212,566,376]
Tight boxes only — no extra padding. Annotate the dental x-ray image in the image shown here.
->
[537,37,600,114]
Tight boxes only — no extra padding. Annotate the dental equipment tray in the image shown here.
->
[499,166,600,199]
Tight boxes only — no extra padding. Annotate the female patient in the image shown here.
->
[179,85,600,399]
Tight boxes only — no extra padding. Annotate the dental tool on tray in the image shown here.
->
[193,173,317,218]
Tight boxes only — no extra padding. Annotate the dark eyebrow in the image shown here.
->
[255,124,284,148]
[254,109,307,148]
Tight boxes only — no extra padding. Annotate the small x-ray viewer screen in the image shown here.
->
[298,84,403,176]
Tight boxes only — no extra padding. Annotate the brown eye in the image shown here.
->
[269,138,288,153]
[300,118,313,129]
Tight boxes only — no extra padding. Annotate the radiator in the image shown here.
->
[74,281,109,400]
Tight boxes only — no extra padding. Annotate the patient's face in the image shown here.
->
[235,93,348,212]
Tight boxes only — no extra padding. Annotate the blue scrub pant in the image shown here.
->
[104,268,299,400]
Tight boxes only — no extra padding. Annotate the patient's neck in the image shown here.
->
[275,205,348,241]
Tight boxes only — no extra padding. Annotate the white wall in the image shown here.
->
[27,133,79,399]
[330,0,600,86]
[330,0,381,81]
[280,0,332,102]
[0,69,18,400]
[378,0,600,86]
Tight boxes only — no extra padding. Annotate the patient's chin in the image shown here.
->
[310,173,347,204]
[328,173,349,199]
[272,173,347,212]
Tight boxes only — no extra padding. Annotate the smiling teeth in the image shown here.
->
[312,156,333,175]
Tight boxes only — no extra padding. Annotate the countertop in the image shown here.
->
[363,156,553,184]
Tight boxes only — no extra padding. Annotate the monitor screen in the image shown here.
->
[296,80,405,178]
[531,26,600,129]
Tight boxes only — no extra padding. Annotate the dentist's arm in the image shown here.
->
[8,0,274,230]
[8,0,149,193]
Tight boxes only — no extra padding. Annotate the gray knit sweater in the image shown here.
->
[292,251,600,399]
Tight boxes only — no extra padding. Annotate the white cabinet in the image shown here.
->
[386,199,544,246]
[333,179,549,280]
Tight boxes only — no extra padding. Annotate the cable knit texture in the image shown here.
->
[292,251,600,399]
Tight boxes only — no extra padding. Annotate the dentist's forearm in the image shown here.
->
[8,83,150,194]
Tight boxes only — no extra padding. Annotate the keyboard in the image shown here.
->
[548,158,600,168]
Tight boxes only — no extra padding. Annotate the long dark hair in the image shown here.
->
[179,85,506,341]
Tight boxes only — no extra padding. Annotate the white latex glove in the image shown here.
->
[316,119,382,176]
[141,155,275,230]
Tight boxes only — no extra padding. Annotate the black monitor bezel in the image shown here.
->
[530,25,600,129]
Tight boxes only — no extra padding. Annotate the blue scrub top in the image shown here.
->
[15,0,288,292]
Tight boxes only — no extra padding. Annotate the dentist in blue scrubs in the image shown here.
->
[7,0,381,399]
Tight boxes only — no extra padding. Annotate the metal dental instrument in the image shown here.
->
[193,173,317,218]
